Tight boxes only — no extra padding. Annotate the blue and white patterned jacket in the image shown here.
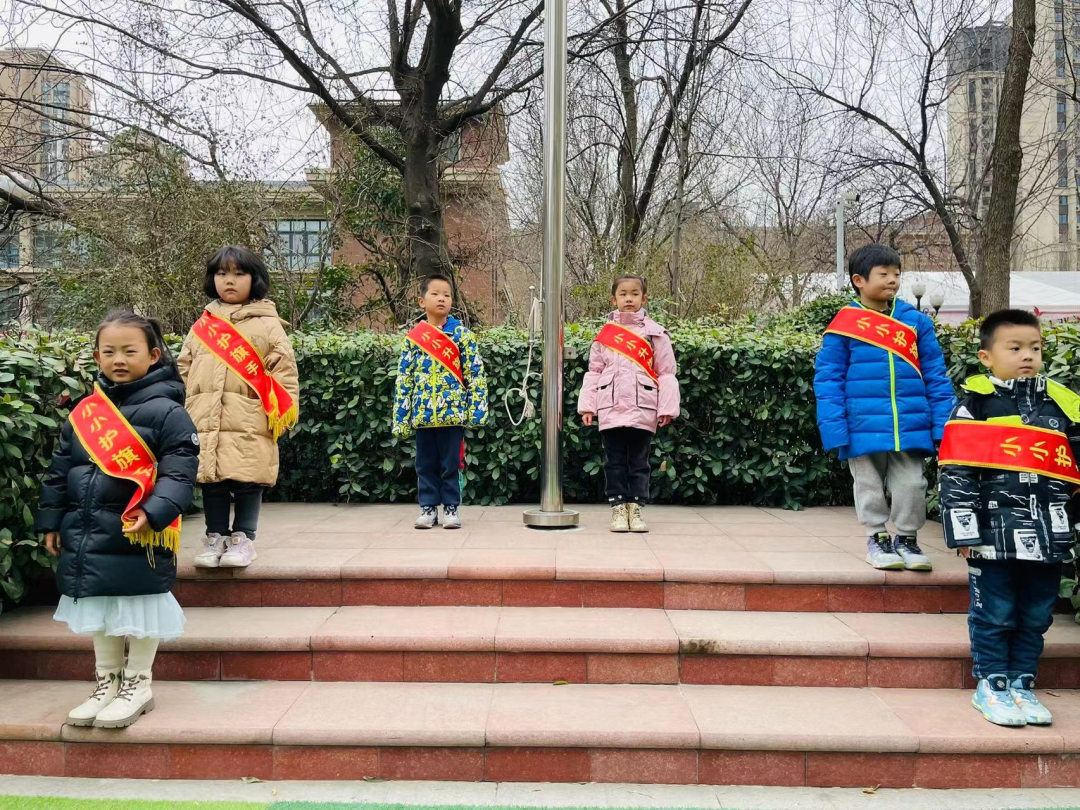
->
[392,316,489,437]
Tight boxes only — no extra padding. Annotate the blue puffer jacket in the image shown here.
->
[814,299,956,460]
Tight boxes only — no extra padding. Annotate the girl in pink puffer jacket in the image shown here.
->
[578,275,681,532]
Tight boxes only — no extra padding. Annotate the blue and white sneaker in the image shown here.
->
[895,535,933,571]
[972,675,1027,726]
[1010,675,1053,725]
[414,506,439,529]
[866,532,905,570]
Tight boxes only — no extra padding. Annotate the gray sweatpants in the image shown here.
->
[847,451,927,536]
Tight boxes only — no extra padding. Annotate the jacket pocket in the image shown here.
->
[596,374,615,412]
[636,375,659,412]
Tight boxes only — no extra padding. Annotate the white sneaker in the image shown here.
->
[219,532,256,568]
[67,668,122,727]
[415,506,439,529]
[627,503,648,533]
[442,505,462,530]
[94,669,154,728]
[193,533,227,568]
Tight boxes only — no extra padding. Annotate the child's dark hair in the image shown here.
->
[980,308,1041,350]
[611,274,647,296]
[419,275,454,297]
[848,244,902,290]
[95,311,174,369]
[204,246,270,301]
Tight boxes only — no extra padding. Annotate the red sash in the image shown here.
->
[69,385,181,555]
[938,420,1080,485]
[594,323,658,382]
[825,307,921,375]
[407,321,465,386]
[191,311,298,440]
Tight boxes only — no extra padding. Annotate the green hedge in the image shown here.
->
[10,314,1080,610]
[274,323,851,509]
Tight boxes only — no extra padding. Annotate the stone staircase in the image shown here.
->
[3,503,1080,788]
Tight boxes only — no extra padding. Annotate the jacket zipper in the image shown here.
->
[889,354,900,451]
[74,466,99,603]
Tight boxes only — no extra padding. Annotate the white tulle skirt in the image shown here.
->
[54,593,186,640]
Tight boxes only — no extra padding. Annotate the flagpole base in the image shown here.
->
[523,508,580,529]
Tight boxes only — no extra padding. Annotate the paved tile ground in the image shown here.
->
[172,504,966,585]
[5,775,1080,809]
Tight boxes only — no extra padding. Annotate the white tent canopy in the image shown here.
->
[893,272,1080,324]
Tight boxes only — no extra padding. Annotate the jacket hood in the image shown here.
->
[608,309,664,336]
[424,315,462,334]
[97,362,186,407]
[962,373,1080,422]
[207,297,288,327]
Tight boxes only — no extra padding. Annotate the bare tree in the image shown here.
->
[6,0,566,321]
[977,0,1035,315]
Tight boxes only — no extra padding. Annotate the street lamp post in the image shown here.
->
[930,291,945,318]
[912,281,926,313]
[835,192,860,292]
[524,0,579,529]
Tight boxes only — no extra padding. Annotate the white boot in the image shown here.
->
[193,532,226,568]
[627,503,649,533]
[94,669,154,728]
[66,668,122,727]
[219,532,256,568]
[610,503,630,533]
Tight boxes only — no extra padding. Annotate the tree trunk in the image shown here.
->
[668,120,689,315]
[612,0,639,267]
[976,0,1034,317]
[399,127,450,323]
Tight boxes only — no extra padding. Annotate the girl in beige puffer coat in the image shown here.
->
[178,246,299,569]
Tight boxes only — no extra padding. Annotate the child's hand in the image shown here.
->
[582,412,595,427]
[44,533,60,557]
[658,416,673,428]
[957,547,971,559]
[123,509,149,536]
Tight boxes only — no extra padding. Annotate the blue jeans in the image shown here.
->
[416,426,464,507]
[967,559,1061,680]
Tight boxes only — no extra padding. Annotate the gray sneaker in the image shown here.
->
[415,506,439,529]
[442,505,462,530]
[895,535,933,571]
[866,532,905,570]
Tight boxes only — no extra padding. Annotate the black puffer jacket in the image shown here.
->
[36,364,200,598]
[940,375,1080,563]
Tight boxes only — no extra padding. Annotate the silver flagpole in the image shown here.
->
[524,0,578,528]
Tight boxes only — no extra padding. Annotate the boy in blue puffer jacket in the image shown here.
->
[814,244,956,571]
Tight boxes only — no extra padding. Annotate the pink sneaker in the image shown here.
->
[219,532,257,568]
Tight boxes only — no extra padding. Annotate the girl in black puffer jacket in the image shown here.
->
[37,312,199,730]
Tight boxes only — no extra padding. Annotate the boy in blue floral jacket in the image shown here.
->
[393,275,488,529]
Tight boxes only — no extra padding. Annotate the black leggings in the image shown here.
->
[203,480,264,539]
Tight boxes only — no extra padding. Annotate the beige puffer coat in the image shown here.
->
[177,299,299,486]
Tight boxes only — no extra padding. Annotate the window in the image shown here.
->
[968,80,976,110]
[0,231,18,269]
[1060,93,1068,132]
[274,220,328,270]
[1061,196,1070,242]
[440,130,462,164]
[32,225,84,268]
[1060,143,1070,186]
[1058,45,1067,77]
[39,80,71,182]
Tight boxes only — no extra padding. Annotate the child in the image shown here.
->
[940,309,1080,727]
[179,246,299,568]
[37,313,200,729]
[393,275,488,529]
[578,275,680,532]
[815,244,955,570]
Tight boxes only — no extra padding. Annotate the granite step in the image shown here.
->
[23,505,970,611]
[4,679,1080,787]
[5,605,1080,688]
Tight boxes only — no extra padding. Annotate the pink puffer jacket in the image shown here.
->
[577,310,681,433]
